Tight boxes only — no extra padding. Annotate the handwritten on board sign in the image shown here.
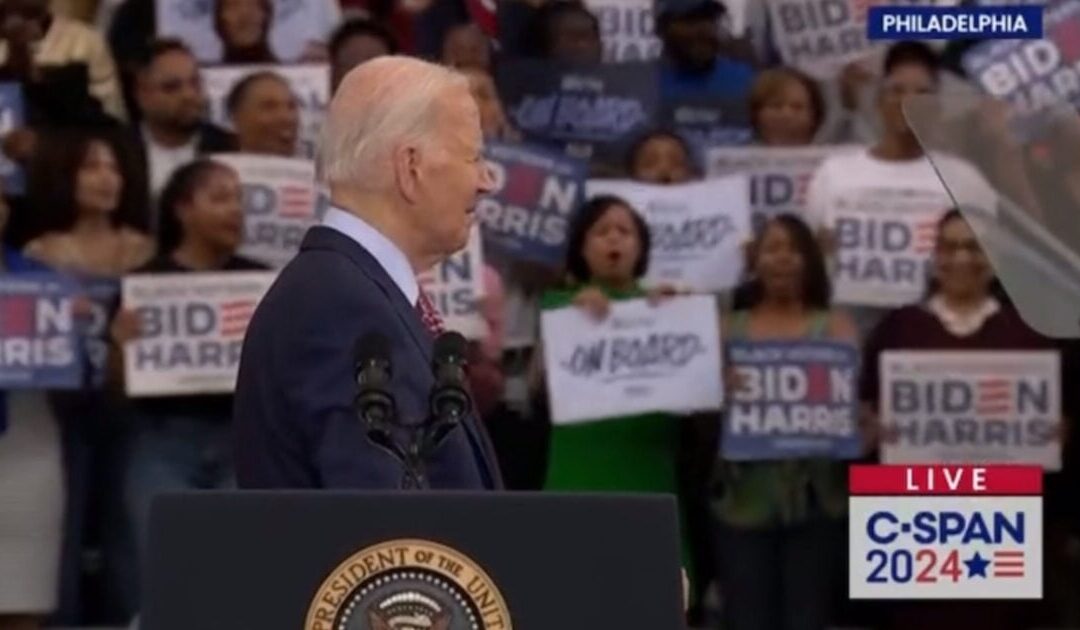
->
[541,295,723,424]
[585,177,752,292]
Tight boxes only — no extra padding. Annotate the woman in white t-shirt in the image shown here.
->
[805,41,997,338]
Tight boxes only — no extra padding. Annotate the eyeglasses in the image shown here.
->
[936,240,984,256]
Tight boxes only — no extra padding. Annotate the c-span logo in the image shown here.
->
[849,465,1042,599]
[306,539,512,630]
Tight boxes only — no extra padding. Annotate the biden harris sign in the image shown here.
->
[122,271,276,396]
[722,340,861,460]
[879,351,1062,470]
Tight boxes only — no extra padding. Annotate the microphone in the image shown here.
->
[354,332,396,435]
[428,332,471,447]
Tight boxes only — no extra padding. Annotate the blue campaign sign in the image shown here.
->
[0,273,82,389]
[722,340,861,460]
[76,275,121,389]
[478,141,586,268]
[0,83,25,195]
[660,97,752,151]
[496,59,659,166]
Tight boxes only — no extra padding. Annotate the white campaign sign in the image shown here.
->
[202,64,329,159]
[767,0,960,80]
[541,295,723,424]
[766,0,878,80]
[212,153,317,268]
[828,191,948,307]
[586,177,752,292]
[880,351,1062,470]
[418,226,487,340]
[706,145,861,230]
[155,0,340,63]
[584,0,662,62]
[123,271,277,396]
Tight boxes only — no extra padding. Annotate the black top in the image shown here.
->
[0,62,120,129]
[132,253,268,422]
[135,252,264,275]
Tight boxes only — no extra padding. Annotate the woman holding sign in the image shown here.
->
[111,159,267,604]
[713,214,858,630]
[860,209,1066,629]
[0,193,64,630]
[22,128,153,623]
[532,194,679,491]
[528,195,698,585]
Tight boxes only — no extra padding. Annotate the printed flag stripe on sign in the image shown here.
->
[503,164,545,207]
[993,550,1026,577]
[850,0,881,22]
[977,379,1013,415]
[0,296,35,335]
[914,221,938,254]
[794,172,812,207]
[279,185,314,219]
[1051,18,1080,62]
[220,300,257,337]
[806,363,830,404]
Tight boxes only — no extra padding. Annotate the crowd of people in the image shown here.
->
[0,0,1078,629]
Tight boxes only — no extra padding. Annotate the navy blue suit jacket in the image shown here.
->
[233,226,501,489]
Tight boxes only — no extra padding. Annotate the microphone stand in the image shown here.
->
[355,363,469,490]
[356,395,447,490]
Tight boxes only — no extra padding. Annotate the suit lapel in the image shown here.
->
[300,227,502,488]
[302,227,433,361]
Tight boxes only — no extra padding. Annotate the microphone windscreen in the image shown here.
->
[432,331,467,362]
[354,331,391,367]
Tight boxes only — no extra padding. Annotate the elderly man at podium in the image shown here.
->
[232,56,502,490]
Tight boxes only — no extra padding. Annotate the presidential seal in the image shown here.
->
[306,539,512,630]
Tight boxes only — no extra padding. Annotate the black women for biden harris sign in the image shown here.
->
[723,341,862,460]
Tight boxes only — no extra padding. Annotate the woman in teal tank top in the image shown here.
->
[713,214,859,630]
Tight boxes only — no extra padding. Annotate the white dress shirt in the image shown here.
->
[322,206,419,305]
[143,124,198,203]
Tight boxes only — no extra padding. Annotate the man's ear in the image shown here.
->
[392,143,422,203]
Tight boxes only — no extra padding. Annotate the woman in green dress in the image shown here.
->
[531,194,681,494]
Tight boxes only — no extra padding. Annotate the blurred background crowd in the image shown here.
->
[0,0,1078,628]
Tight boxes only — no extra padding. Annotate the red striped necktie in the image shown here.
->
[416,290,445,336]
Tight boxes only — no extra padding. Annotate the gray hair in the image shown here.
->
[318,56,469,189]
